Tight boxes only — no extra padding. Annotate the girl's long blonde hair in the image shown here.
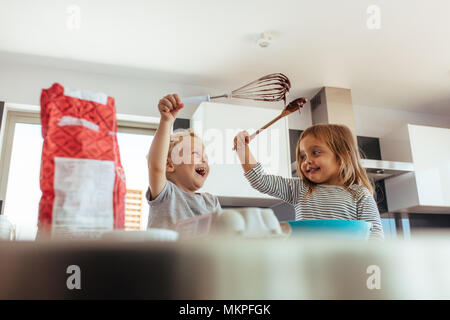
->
[295,124,374,198]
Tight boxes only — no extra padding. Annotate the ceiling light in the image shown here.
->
[257,32,273,48]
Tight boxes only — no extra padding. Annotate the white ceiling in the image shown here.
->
[1,0,450,115]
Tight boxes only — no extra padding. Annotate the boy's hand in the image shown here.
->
[158,94,184,123]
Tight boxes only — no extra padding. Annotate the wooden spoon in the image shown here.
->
[232,97,307,150]
[249,97,307,140]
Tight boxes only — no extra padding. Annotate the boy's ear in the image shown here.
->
[166,158,175,173]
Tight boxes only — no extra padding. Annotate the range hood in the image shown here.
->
[291,159,414,181]
[296,87,415,181]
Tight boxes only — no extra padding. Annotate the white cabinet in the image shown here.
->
[191,102,291,206]
[381,124,450,213]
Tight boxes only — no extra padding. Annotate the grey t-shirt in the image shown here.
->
[146,180,221,230]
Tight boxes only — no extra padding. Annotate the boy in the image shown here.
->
[146,93,221,229]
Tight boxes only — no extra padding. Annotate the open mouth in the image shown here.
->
[195,167,207,177]
[306,167,320,174]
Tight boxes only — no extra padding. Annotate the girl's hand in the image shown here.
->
[234,130,257,172]
[158,94,184,123]
[233,130,250,153]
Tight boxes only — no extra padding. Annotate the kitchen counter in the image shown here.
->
[1,233,450,299]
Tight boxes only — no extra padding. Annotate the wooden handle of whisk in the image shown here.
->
[232,113,285,151]
[249,114,284,140]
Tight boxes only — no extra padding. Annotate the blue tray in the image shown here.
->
[287,219,372,240]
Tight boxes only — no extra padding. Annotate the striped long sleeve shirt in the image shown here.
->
[245,163,384,240]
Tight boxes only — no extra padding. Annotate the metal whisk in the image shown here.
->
[181,73,291,104]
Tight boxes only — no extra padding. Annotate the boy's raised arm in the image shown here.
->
[148,94,184,199]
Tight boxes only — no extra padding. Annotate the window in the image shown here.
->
[0,108,156,240]
[116,129,154,230]
[0,112,42,240]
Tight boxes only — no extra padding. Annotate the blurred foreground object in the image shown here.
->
[0,232,449,299]
[101,229,178,242]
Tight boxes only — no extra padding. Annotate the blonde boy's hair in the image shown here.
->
[145,129,199,163]
[167,129,199,160]
[295,124,374,198]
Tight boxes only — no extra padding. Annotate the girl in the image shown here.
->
[233,124,384,240]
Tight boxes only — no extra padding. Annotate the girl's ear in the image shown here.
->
[166,158,175,173]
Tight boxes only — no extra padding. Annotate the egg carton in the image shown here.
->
[175,208,291,239]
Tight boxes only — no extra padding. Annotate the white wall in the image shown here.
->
[285,101,450,140]
[290,102,450,137]
[0,59,211,119]
[0,57,290,121]
[263,98,450,138]
[353,104,450,138]
[1,58,449,137]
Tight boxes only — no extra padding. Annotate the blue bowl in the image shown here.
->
[287,219,372,240]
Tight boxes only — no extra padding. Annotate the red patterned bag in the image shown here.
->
[39,83,126,238]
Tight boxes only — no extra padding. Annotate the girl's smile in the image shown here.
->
[306,167,320,174]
